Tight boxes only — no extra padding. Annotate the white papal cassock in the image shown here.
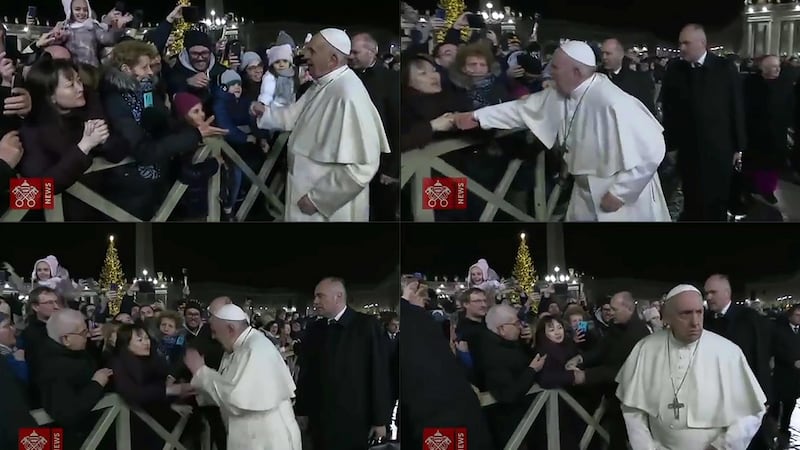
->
[616,330,766,450]
[472,74,670,222]
[191,328,302,450]
[257,65,391,222]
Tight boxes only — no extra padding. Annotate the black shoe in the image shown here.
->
[222,211,237,222]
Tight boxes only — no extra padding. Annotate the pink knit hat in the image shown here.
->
[173,92,202,118]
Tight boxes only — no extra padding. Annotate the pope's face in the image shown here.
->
[666,292,704,343]
[549,50,581,96]
[303,34,336,80]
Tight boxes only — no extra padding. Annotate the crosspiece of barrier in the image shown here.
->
[1,131,289,223]
[30,393,199,450]
[476,384,609,450]
[401,129,565,222]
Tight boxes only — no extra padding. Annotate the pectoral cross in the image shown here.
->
[667,396,685,420]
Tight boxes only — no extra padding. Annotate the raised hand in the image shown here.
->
[197,116,229,138]
[529,353,547,371]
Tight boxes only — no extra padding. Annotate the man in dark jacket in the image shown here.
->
[0,343,37,450]
[600,38,656,115]
[400,278,493,450]
[22,287,63,408]
[770,305,800,446]
[37,309,112,450]
[661,24,746,221]
[295,277,392,450]
[349,33,400,221]
[167,30,227,105]
[704,274,773,450]
[572,291,650,450]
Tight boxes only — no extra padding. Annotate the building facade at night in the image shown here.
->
[743,1,800,56]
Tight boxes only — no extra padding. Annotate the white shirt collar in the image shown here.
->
[719,301,731,316]
[331,306,347,323]
[313,65,348,85]
[668,329,700,349]
[612,67,622,75]
[568,74,596,99]
[690,51,708,67]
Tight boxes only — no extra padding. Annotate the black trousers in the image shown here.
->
[769,395,798,433]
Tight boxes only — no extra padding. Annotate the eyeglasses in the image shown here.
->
[189,51,210,58]
[65,329,89,338]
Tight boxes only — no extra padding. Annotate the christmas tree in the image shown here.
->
[99,235,126,290]
[437,0,470,43]
[511,232,537,304]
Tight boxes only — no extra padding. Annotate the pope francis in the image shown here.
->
[184,304,301,450]
[254,28,391,222]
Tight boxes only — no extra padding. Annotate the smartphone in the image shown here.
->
[577,321,589,333]
[466,13,486,29]
[228,40,242,60]
[27,6,37,18]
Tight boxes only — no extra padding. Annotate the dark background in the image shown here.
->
[0,0,397,31]
[3,224,399,289]
[401,224,800,285]
[405,0,746,40]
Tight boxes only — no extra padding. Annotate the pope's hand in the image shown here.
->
[297,194,317,215]
[600,192,624,213]
[453,112,479,130]
[183,348,205,374]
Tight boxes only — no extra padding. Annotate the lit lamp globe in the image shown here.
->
[109,235,114,243]
[520,232,526,240]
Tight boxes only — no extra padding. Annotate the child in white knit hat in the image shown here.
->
[258,43,297,108]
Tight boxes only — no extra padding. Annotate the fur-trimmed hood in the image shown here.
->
[448,62,503,90]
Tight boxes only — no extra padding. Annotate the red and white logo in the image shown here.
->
[9,178,55,210]
[422,428,467,450]
[422,177,467,210]
[18,428,63,450]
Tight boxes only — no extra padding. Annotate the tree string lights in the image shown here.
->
[99,235,126,316]
[167,0,192,57]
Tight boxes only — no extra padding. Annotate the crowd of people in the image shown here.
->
[400,6,798,223]
[0,0,399,222]
[0,254,400,450]
[400,258,800,450]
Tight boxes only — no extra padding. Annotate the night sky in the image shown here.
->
[401,224,800,286]
[406,0,745,40]
[3,224,399,289]
[0,0,396,31]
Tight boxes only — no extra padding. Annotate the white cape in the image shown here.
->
[192,328,301,450]
[258,65,391,222]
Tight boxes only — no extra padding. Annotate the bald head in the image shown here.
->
[46,309,86,342]
[350,33,379,69]
[45,45,71,61]
[314,277,347,319]
[679,23,707,63]
[704,274,732,313]
[209,296,233,315]
[760,55,781,79]
[609,291,636,324]
[601,38,625,72]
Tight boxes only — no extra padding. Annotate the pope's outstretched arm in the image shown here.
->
[256,89,312,131]
[472,98,528,130]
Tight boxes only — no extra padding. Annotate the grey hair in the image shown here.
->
[485,304,517,333]
[46,309,85,342]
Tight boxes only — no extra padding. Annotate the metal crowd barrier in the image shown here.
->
[476,385,609,450]
[30,393,206,450]
[401,129,564,222]
[1,131,289,223]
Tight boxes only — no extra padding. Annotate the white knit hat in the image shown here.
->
[267,44,293,66]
